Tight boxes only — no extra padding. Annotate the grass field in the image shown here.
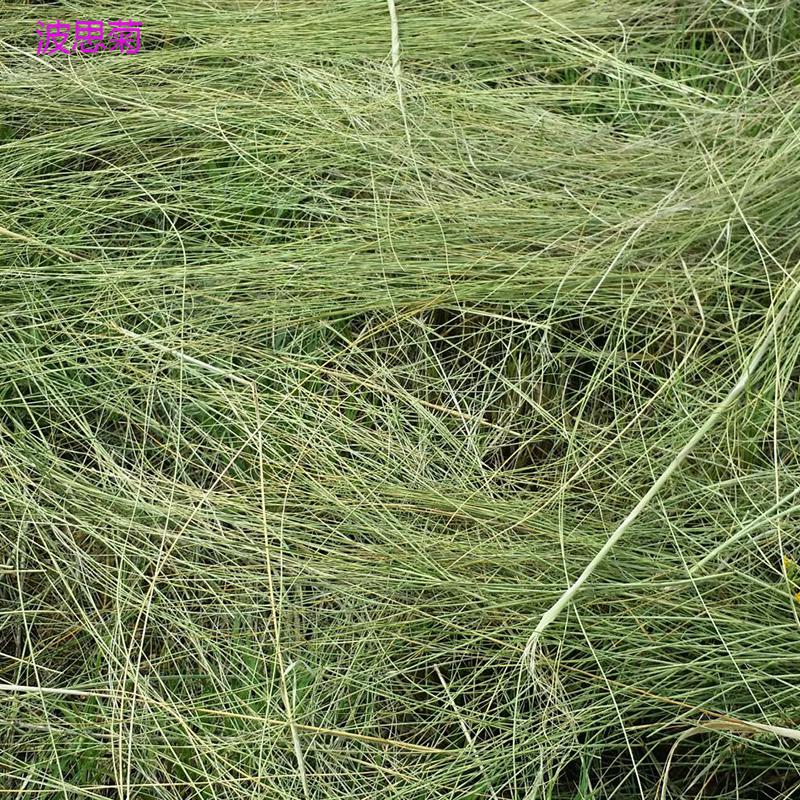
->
[1,1,800,797]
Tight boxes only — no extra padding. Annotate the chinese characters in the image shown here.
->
[36,20,142,55]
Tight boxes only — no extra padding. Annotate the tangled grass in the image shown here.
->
[1,1,800,797]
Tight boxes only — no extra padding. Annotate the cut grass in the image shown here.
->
[1,1,800,798]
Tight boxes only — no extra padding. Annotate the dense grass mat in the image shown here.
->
[1,2,800,797]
